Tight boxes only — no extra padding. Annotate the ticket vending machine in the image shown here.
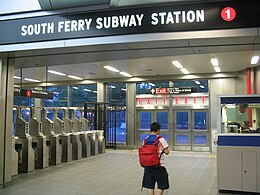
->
[14,106,35,173]
[70,109,91,158]
[63,108,82,160]
[53,108,72,162]
[26,107,49,169]
[41,108,62,165]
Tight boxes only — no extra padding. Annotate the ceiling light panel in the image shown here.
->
[104,66,120,72]
[120,72,133,77]
[211,58,219,66]
[172,61,183,69]
[68,75,83,80]
[180,68,189,74]
[214,66,221,72]
[24,78,41,82]
[251,56,259,64]
[48,70,66,76]
[14,76,21,79]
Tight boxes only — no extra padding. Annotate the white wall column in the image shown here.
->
[0,58,14,188]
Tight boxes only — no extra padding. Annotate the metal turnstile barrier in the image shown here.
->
[41,108,62,165]
[26,107,49,169]
[14,106,35,173]
[53,108,72,163]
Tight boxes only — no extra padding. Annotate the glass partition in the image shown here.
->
[139,112,152,130]
[220,96,260,134]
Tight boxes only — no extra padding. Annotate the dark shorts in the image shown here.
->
[142,166,169,190]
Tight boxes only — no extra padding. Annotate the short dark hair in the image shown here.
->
[150,122,161,132]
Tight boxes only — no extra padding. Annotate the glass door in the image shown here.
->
[137,110,169,146]
[174,109,209,151]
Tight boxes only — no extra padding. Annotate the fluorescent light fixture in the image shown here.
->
[93,91,97,93]
[68,75,83,80]
[48,70,66,76]
[110,85,116,89]
[121,88,127,91]
[24,78,41,82]
[72,87,79,90]
[119,71,132,77]
[180,68,189,74]
[83,89,91,92]
[214,66,221,72]
[211,58,219,66]
[149,83,155,86]
[104,66,120,72]
[195,80,200,85]
[200,85,205,89]
[14,76,21,79]
[251,56,259,64]
[172,61,183,69]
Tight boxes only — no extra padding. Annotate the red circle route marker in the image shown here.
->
[221,7,236,22]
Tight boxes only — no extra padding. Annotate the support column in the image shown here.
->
[126,83,136,148]
[97,82,105,102]
[0,58,14,188]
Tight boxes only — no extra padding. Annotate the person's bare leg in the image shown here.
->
[148,189,155,195]
[157,189,164,195]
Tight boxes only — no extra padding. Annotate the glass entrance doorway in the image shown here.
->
[137,110,169,146]
[174,109,209,151]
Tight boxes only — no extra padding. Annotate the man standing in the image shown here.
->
[141,122,170,195]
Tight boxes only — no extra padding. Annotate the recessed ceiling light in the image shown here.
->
[48,70,66,76]
[211,58,219,66]
[172,61,183,69]
[68,75,83,80]
[104,66,120,72]
[24,78,41,82]
[120,71,132,77]
[214,66,221,72]
[83,89,92,92]
[180,68,189,74]
[14,76,21,79]
[251,56,259,64]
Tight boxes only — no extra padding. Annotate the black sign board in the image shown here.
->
[14,88,54,99]
[151,87,196,95]
[0,0,259,45]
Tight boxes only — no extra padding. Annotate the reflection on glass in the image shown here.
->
[47,110,54,120]
[58,110,63,120]
[194,112,207,130]
[13,110,17,135]
[140,112,151,130]
[194,135,207,145]
[176,112,188,130]
[21,110,30,123]
[156,112,168,130]
[140,134,168,144]
[76,111,81,119]
[176,135,189,145]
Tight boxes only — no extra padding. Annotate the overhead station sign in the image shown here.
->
[151,87,196,95]
[0,0,259,45]
[14,88,53,99]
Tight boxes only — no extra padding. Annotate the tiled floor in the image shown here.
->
[0,150,238,195]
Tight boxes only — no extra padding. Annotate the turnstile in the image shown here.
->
[53,108,72,162]
[71,109,91,158]
[14,106,35,173]
[11,135,18,176]
[27,107,49,169]
[64,108,82,160]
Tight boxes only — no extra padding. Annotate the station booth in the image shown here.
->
[0,0,260,194]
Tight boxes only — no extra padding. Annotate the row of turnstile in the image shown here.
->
[12,106,105,176]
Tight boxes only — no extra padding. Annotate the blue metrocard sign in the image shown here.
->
[0,0,259,45]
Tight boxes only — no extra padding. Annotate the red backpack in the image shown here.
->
[138,136,162,167]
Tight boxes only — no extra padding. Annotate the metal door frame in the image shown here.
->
[174,109,210,151]
[136,109,170,147]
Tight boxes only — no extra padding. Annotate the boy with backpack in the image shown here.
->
[139,122,170,195]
